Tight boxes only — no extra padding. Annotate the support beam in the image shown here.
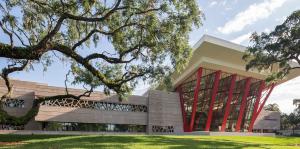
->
[176,85,189,132]
[220,74,237,132]
[204,70,221,131]
[253,84,276,121]
[248,81,265,132]
[247,84,275,132]
[189,67,203,132]
[235,77,252,132]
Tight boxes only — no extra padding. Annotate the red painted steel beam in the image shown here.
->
[176,85,188,132]
[248,81,265,132]
[204,70,221,131]
[220,74,237,132]
[235,77,252,132]
[253,84,276,121]
[189,67,203,132]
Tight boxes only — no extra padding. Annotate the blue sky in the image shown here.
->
[1,0,300,113]
[192,0,300,114]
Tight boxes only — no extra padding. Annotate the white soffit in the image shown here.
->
[192,34,247,53]
[172,35,300,87]
[172,35,248,87]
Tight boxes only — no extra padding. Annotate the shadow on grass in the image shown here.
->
[0,135,298,149]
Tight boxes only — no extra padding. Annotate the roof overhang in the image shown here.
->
[172,35,300,88]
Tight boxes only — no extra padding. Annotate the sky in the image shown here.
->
[190,0,300,114]
[1,0,300,113]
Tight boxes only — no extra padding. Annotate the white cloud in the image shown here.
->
[221,0,228,6]
[264,28,271,33]
[225,7,233,11]
[275,16,286,22]
[267,76,300,114]
[231,32,251,44]
[209,0,229,7]
[209,1,217,7]
[218,0,288,34]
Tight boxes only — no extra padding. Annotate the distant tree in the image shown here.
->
[288,112,300,135]
[0,1,203,126]
[243,10,300,82]
[293,99,300,114]
[264,103,281,112]
[293,99,300,106]
[280,113,290,130]
[280,105,300,135]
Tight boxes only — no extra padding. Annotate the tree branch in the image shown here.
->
[63,0,124,22]
[1,60,29,99]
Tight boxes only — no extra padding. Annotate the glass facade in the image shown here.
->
[177,67,274,132]
[43,122,146,132]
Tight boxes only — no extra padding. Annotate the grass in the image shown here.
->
[0,134,299,149]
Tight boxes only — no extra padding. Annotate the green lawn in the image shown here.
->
[0,135,299,149]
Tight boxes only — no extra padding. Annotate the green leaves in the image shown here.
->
[244,10,300,82]
[0,0,203,98]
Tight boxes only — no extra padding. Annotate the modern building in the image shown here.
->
[0,79,183,134]
[252,109,280,133]
[1,35,299,134]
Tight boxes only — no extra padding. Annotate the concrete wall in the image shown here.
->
[0,79,107,100]
[147,90,184,134]
[253,109,280,130]
[0,79,108,130]
[35,95,148,125]
[0,82,42,130]
[1,79,185,134]
[1,79,148,129]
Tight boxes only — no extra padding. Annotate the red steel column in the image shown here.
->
[220,74,237,132]
[235,77,252,132]
[255,84,276,118]
[204,70,221,131]
[176,85,188,132]
[189,67,203,132]
[247,84,275,132]
[248,81,265,132]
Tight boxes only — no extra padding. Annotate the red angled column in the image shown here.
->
[204,70,221,131]
[235,77,252,132]
[176,85,188,132]
[220,74,237,131]
[189,67,203,132]
[248,81,265,132]
[255,84,276,119]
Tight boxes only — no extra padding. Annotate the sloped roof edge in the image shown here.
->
[192,34,247,53]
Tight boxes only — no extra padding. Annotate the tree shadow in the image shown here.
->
[0,135,298,149]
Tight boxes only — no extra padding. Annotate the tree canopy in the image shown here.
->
[243,10,300,82]
[0,0,203,125]
[263,103,280,112]
[0,0,202,98]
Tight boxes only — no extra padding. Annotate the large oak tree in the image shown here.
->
[244,10,300,82]
[0,0,202,125]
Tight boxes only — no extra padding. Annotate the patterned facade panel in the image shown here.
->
[0,124,24,130]
[2,98,25,108]
[152,125,174,133]
[40,98,147,112]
